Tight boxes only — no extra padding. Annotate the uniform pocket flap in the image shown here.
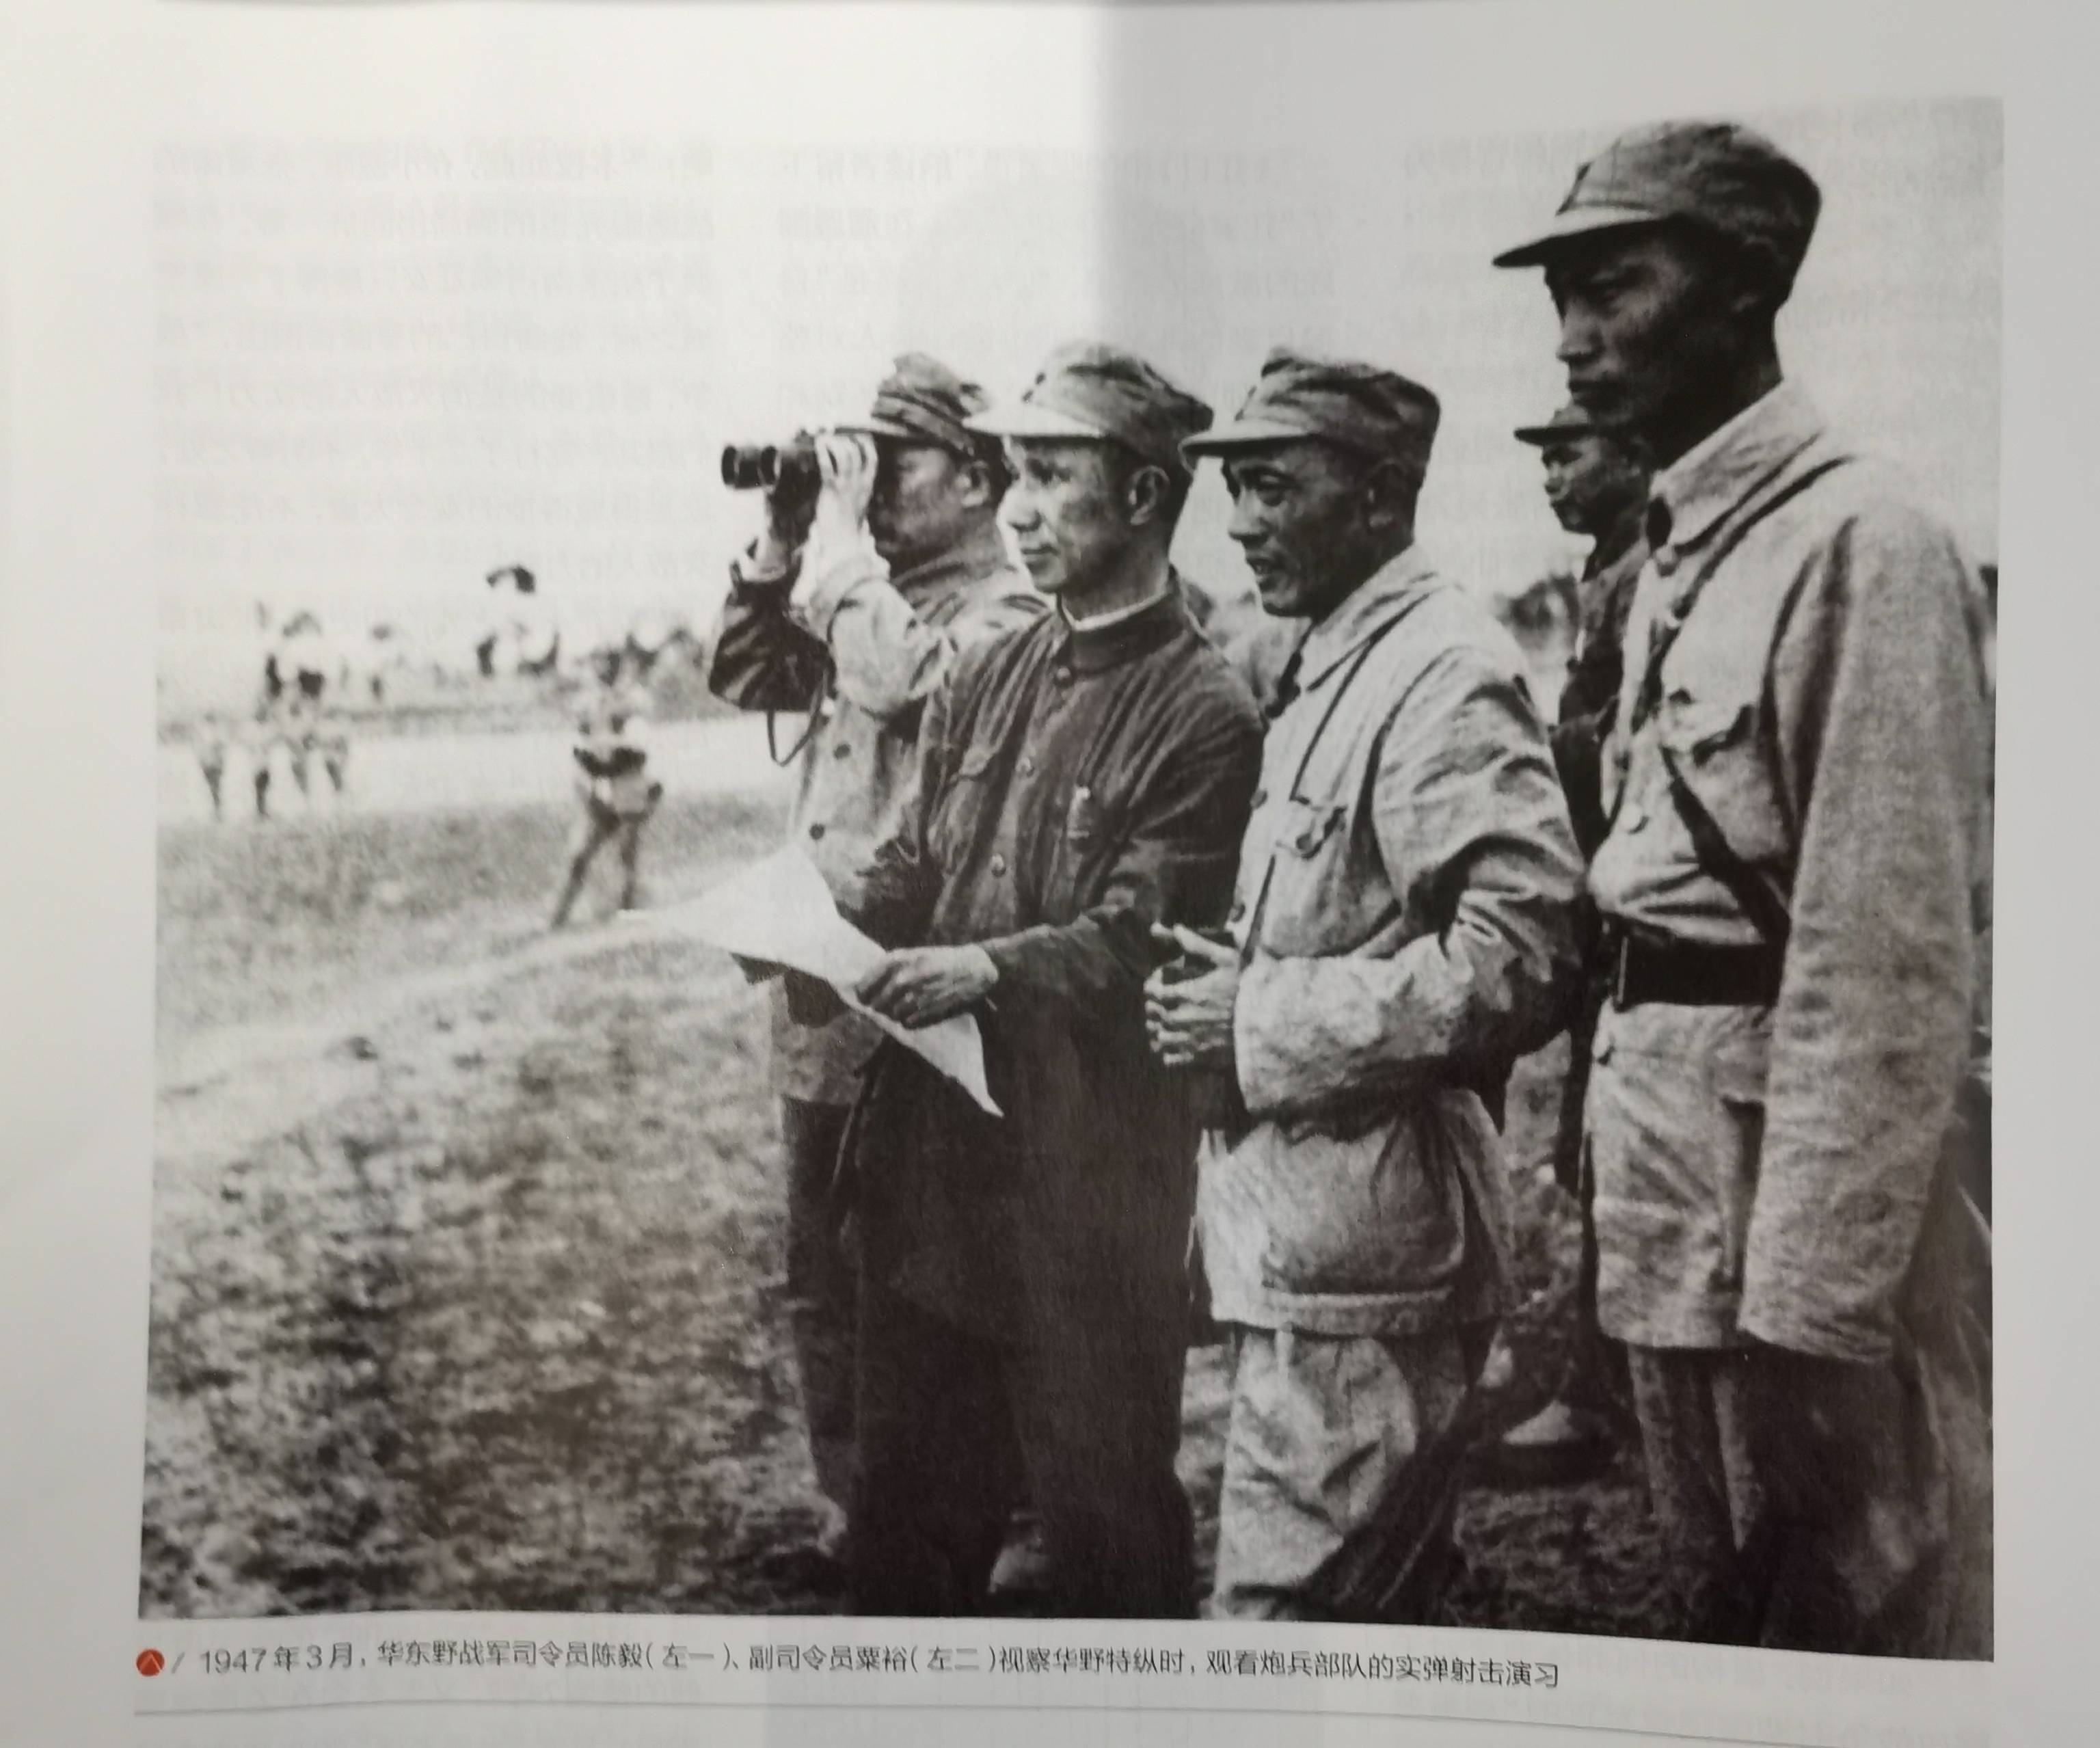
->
[1657,691,1792,868]
[1660,693,1751,764]
[1278,797,1348,859]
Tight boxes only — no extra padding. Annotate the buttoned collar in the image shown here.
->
[1051,576,1190,673]
[1648,379,1827,556]
[1295,541,1440,693]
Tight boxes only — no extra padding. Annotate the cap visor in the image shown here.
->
[1492,204,1667,268]
[1180,416,1321,458]
[835,415,922,440]
[965,403,1112,443]
[1513,424,1578,446]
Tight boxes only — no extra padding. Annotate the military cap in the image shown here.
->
[1512,402,1602,446]
[1492,120,1821,293]
[836,351,1000,462]
[1182,347,1441,483]
[967,341,1213,479]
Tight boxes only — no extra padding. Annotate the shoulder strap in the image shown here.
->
[1628,454,1855,739]
[1656,744,1793,947]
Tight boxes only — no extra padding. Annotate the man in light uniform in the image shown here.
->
[707,354,1043,1556]
[1146,349,1583,1619]
[1494,120,1993,1653]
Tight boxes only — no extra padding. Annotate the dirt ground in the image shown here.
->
[144,783,1672,1635]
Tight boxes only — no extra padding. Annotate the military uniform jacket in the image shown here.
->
[845,590,1263,1344]
[1588,382,1994,1362]
[1199,546,1583,1338]
[708,522,1044,1105]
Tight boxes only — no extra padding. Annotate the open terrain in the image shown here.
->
[145,757,1669,1632]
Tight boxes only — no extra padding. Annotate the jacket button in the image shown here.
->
[809,823,826,841]
[1019,755,1036,777]
[834,742,852,759]
[1053,667,1073,686]
[991,853,1008,876]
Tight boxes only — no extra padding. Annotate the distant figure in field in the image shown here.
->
[252,617,350,821]
[482,565,562,680]
[550,645,662,928]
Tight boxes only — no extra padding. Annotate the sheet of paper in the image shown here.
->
[643,847,1001,1116]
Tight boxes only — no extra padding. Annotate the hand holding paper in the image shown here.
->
[641,847,1000,1115]
[854,944,999,1029]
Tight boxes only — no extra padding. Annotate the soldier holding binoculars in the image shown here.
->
[706,353,1042,1561]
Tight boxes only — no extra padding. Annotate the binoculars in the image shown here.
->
[721,435,820,493]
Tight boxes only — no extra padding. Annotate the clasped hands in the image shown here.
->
[1143,924,1240,1073]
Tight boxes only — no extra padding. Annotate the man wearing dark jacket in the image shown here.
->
[706,354,1042,1555]
[837,342,1263,1617]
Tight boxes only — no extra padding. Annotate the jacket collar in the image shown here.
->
[1649,379,1827,555]
[1295,541,1441,693]
[1051,575,1192,673]
[891,522,1019,615]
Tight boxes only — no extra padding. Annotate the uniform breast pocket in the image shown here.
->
[1658,691,1792,870]
[1258,795,1360,954]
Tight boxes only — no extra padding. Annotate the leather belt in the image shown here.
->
[1606,924,1783,1010]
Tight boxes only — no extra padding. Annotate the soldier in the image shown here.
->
[1520,402,1652,854]
[1494,120,1993,1653]
[549,645,661,928]
[707,353,1044,1561]
[1145,348,1583,1620]
[252,619,339,820]
[1486,403,1652,1481]
[193,713,231,822]
[835,342,1262,1617]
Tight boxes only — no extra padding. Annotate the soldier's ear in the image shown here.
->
[1360,457,1418,534]
[956,455,997,513]
[1123,461,1172,530]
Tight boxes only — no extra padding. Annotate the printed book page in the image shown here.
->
[1,1,2092,1746]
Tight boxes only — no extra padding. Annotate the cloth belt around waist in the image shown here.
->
[1602,922,1783,1010]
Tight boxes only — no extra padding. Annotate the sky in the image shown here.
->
[146,10,1999,667]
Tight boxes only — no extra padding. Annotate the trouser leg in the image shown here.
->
[779,1097,858,1511]
[1624,1344,1762,1641]
[1736,1335,1990,1656]
[615,818,643,909]
[550,809,610,927]
[848,1278,1020,1616]
[1209,1326,1472,1622]
[1002,1297,1196,1619]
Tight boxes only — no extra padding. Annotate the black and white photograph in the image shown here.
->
[135,51,1998,1669]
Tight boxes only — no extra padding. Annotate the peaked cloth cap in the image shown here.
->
[836,351,1002,464]
[966,342,1214,480]
[1492,120,1821,296]
[1513,402,1606,446]
[1182,347,1440,485]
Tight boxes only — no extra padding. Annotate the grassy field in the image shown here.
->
[145,785,1670,1632]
